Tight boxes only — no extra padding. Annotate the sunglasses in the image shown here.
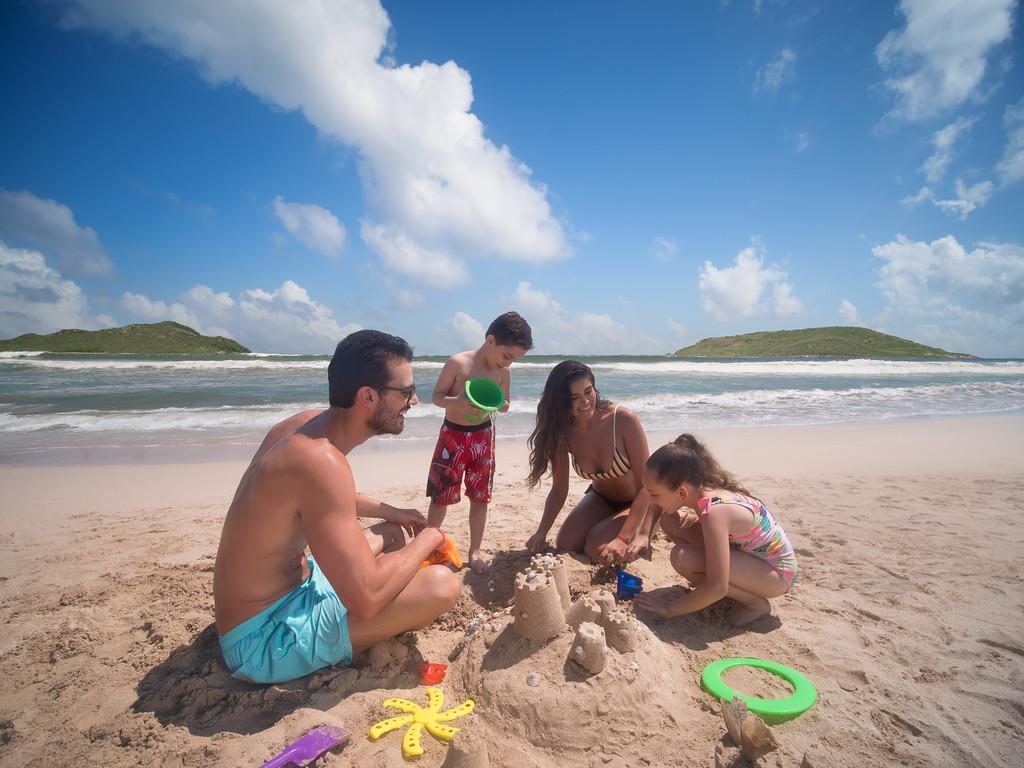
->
[376,384,417,404]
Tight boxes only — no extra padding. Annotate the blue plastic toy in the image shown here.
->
[616,569,643,600]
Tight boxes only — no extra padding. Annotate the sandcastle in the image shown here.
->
[513,562,567,641]
[570,621,607,673]
[511,557,643,672]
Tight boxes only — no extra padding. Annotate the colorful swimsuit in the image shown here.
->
[697,495,798,589]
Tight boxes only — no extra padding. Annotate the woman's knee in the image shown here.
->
[555,527,586,553]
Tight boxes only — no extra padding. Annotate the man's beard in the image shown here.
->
[369,401,405,435]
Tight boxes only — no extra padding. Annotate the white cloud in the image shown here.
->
[996,98,1024,187]
[921,116,977,183]
[272,196,346,256]
[839,299,860,324]
[754,48,797,94]
[932,178,993,219]
[120,280,360,353]
[0,241,98,338]
[507,281,661,354]
[667,319,687,338]
[394,288,423,309]
[63,0,570,286]
[448,311,484,347]
[0,189,112,275]
[796,131,811,153]
[699,240,803,321]
[652,236,679,264]
[901,185,933,207]
[872,234,1024,354]
[360,221,469,289]
[876,0,1014,122]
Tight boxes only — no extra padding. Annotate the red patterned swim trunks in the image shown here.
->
[426,419,495,505]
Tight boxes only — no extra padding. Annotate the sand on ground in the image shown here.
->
[1,415,1022,767]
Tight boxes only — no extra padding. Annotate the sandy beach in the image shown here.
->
[1,414,1023,767]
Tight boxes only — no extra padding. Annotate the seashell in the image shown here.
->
[574,646,584,658]
[721,698,745,745]
[526,672,541,687]
[628,661,639,672]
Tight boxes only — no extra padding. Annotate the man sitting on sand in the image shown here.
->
[213,330,460,684]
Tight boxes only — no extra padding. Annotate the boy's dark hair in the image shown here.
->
[486,311,533,350]
[328,330,414,408]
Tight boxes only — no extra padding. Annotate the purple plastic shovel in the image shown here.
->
[259,725,350,768]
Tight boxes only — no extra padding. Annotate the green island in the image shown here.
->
[671,326,973,358]
[0,321,250,354]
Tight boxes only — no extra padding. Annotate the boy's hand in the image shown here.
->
[457,392,488,423]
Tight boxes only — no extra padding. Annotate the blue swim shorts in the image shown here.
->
[219,556,352,684]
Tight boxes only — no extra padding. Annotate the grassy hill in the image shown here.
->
[0,321,250,353]
[671,326,972,358]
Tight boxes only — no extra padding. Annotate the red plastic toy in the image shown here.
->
[419,662,448,685]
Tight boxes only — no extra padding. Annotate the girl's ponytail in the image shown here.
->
[647,433,752,497]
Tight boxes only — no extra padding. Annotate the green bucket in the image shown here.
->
[465,377,504,414]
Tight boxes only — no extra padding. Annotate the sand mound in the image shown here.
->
[454,599,704,760]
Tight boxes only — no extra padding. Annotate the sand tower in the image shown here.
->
[566,592,602,630]
[602,608,641,653]
[530,553,570,612]
[513,568,566,641]
[569,621,607,674]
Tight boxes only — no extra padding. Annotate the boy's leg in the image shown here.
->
[427,501,448,528]
[425,423,462,529]
[467,499,489,574]
[464,423,495,574]
[347,565,461,651]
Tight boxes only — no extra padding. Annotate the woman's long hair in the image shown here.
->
[527,360,610,487]
[646,433,753,497]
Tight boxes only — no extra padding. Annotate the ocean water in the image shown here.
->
[1,351,1023,464]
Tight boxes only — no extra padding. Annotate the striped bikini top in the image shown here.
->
[571,405,632,481]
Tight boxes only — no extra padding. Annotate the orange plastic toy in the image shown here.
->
[420,530,464,570]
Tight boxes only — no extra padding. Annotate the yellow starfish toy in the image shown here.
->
[368,687,475,758]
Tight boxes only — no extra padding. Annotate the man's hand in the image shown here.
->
[598,537,628,564]
[525,529,548,554]
[633,587,681,619]
[383,505,428,538]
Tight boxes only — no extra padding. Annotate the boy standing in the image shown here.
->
[427,311,533,573]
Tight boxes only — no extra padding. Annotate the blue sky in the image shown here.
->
[1,0,1022,356]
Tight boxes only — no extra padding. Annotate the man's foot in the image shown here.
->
[467,549,491,575]
[730,597,772,627]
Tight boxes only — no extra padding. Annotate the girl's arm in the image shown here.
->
[526,442,570,553]
[597,409,652,562]
[635,507,732,617]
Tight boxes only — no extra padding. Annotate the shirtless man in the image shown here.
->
[426,312,533,574]
[214,330,460,684]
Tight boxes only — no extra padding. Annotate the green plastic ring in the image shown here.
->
[701,657,817,719]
